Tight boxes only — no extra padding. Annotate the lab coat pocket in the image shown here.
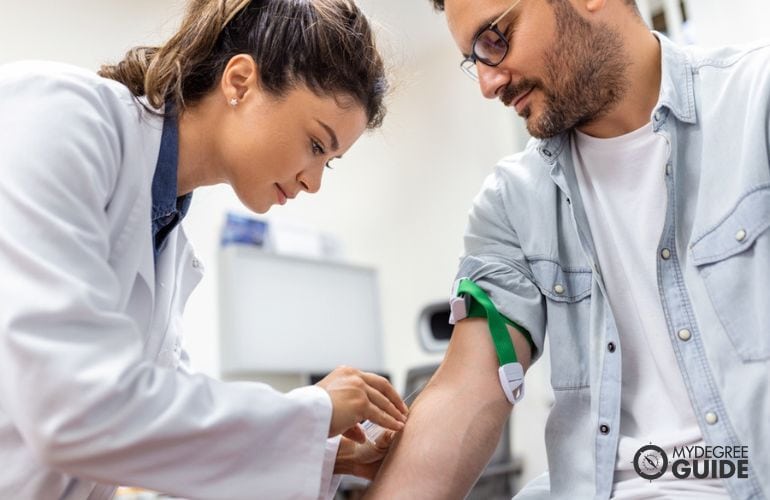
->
[690,185,770,361]
[529,259,592,390]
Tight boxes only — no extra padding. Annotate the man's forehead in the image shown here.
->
[444,0,510,52]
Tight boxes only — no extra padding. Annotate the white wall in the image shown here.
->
[684,0,770,47]
[0,0,183,68]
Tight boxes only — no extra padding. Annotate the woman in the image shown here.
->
[0,0,407,498]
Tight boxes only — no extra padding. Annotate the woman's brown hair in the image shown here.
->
[99,0,387,128]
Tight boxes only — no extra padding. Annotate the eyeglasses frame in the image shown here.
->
[460,0,523,81]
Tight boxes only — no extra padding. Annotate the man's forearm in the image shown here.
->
[365,318,531,499]
[365,381,511,498]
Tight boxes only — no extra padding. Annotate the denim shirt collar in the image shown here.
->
[536,31,697,165]
[151,104,192,257]
[654,32,697,126]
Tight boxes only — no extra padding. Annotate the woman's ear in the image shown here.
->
[220,54,260,105]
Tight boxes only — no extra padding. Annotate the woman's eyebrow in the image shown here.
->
[315,119,339,151]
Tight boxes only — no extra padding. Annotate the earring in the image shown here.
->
[229,97,239,107]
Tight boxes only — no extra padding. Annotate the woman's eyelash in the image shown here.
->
[312,138,334,169]
[311,139,325,155]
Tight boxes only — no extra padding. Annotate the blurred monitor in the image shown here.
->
[218,246,384,377]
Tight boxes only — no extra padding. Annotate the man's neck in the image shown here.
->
[577,30,662,139]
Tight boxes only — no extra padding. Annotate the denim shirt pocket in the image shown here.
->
[690,185,770,361]
[529,258,593,389]
[529,259,592,302]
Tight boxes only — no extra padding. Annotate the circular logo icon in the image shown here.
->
[633,444,668,480]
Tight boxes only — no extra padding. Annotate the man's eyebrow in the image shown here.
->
[315,119,339,152]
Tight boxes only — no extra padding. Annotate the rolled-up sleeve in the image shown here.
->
[456,170,546,361]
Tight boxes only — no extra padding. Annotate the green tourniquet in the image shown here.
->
[456,279,536,365]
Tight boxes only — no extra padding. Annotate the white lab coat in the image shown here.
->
[0,61,338,500]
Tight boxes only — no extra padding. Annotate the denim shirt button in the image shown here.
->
[705,412,719,425]
[678,329,692,341]
[661,248,672,260]
[599,424,610,435]
[654,110,663,122]
[607,342,616,353]
[554,284,565,295]
[735,229,747,242]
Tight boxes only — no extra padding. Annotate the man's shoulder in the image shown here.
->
[492,138,554,190]
[686,39,770,75]
[683,40,770,117]
[470,137,559,218]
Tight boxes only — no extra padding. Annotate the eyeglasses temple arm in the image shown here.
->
[491,0,523,27]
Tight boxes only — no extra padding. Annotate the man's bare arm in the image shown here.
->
[365,317,533,499]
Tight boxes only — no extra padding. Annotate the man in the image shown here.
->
[366,0,769,498]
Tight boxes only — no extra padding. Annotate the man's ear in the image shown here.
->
[584,0,608,14]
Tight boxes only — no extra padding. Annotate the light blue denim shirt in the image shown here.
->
[457,34,770,500]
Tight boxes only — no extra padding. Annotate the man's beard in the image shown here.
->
[503,0,631,139]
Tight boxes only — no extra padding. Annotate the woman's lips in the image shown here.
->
[275,184,287,205]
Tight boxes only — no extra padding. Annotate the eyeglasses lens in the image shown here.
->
[475,28,507,64]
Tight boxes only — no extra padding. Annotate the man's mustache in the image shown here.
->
[501,79,542,106]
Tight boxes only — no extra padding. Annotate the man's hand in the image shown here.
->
[334,428,396,480]
[316,366,408,438]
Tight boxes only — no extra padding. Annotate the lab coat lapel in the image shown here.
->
[135,221,155,304]
[108,184,155,308]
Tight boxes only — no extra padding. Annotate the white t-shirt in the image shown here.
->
[571,123,728,499]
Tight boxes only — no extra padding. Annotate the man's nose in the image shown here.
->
[477,63,510,100]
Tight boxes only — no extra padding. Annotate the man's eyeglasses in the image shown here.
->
[460,0,522,81]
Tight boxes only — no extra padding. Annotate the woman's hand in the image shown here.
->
[334,429,397,480]
[316,366,407,438]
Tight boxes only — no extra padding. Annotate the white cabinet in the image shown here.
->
[217,246,385,377]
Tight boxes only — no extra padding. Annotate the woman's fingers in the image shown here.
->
[363,402,405,432]
[374,429,396,451]
[317,366,408,437]
[343,423,367,444]
[361,372,409,414]
[364,382,407,425]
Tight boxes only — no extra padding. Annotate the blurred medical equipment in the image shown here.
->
[220,212,269,247]
[218,246,384,384]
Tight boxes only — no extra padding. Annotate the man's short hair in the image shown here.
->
[429,0,640,13]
